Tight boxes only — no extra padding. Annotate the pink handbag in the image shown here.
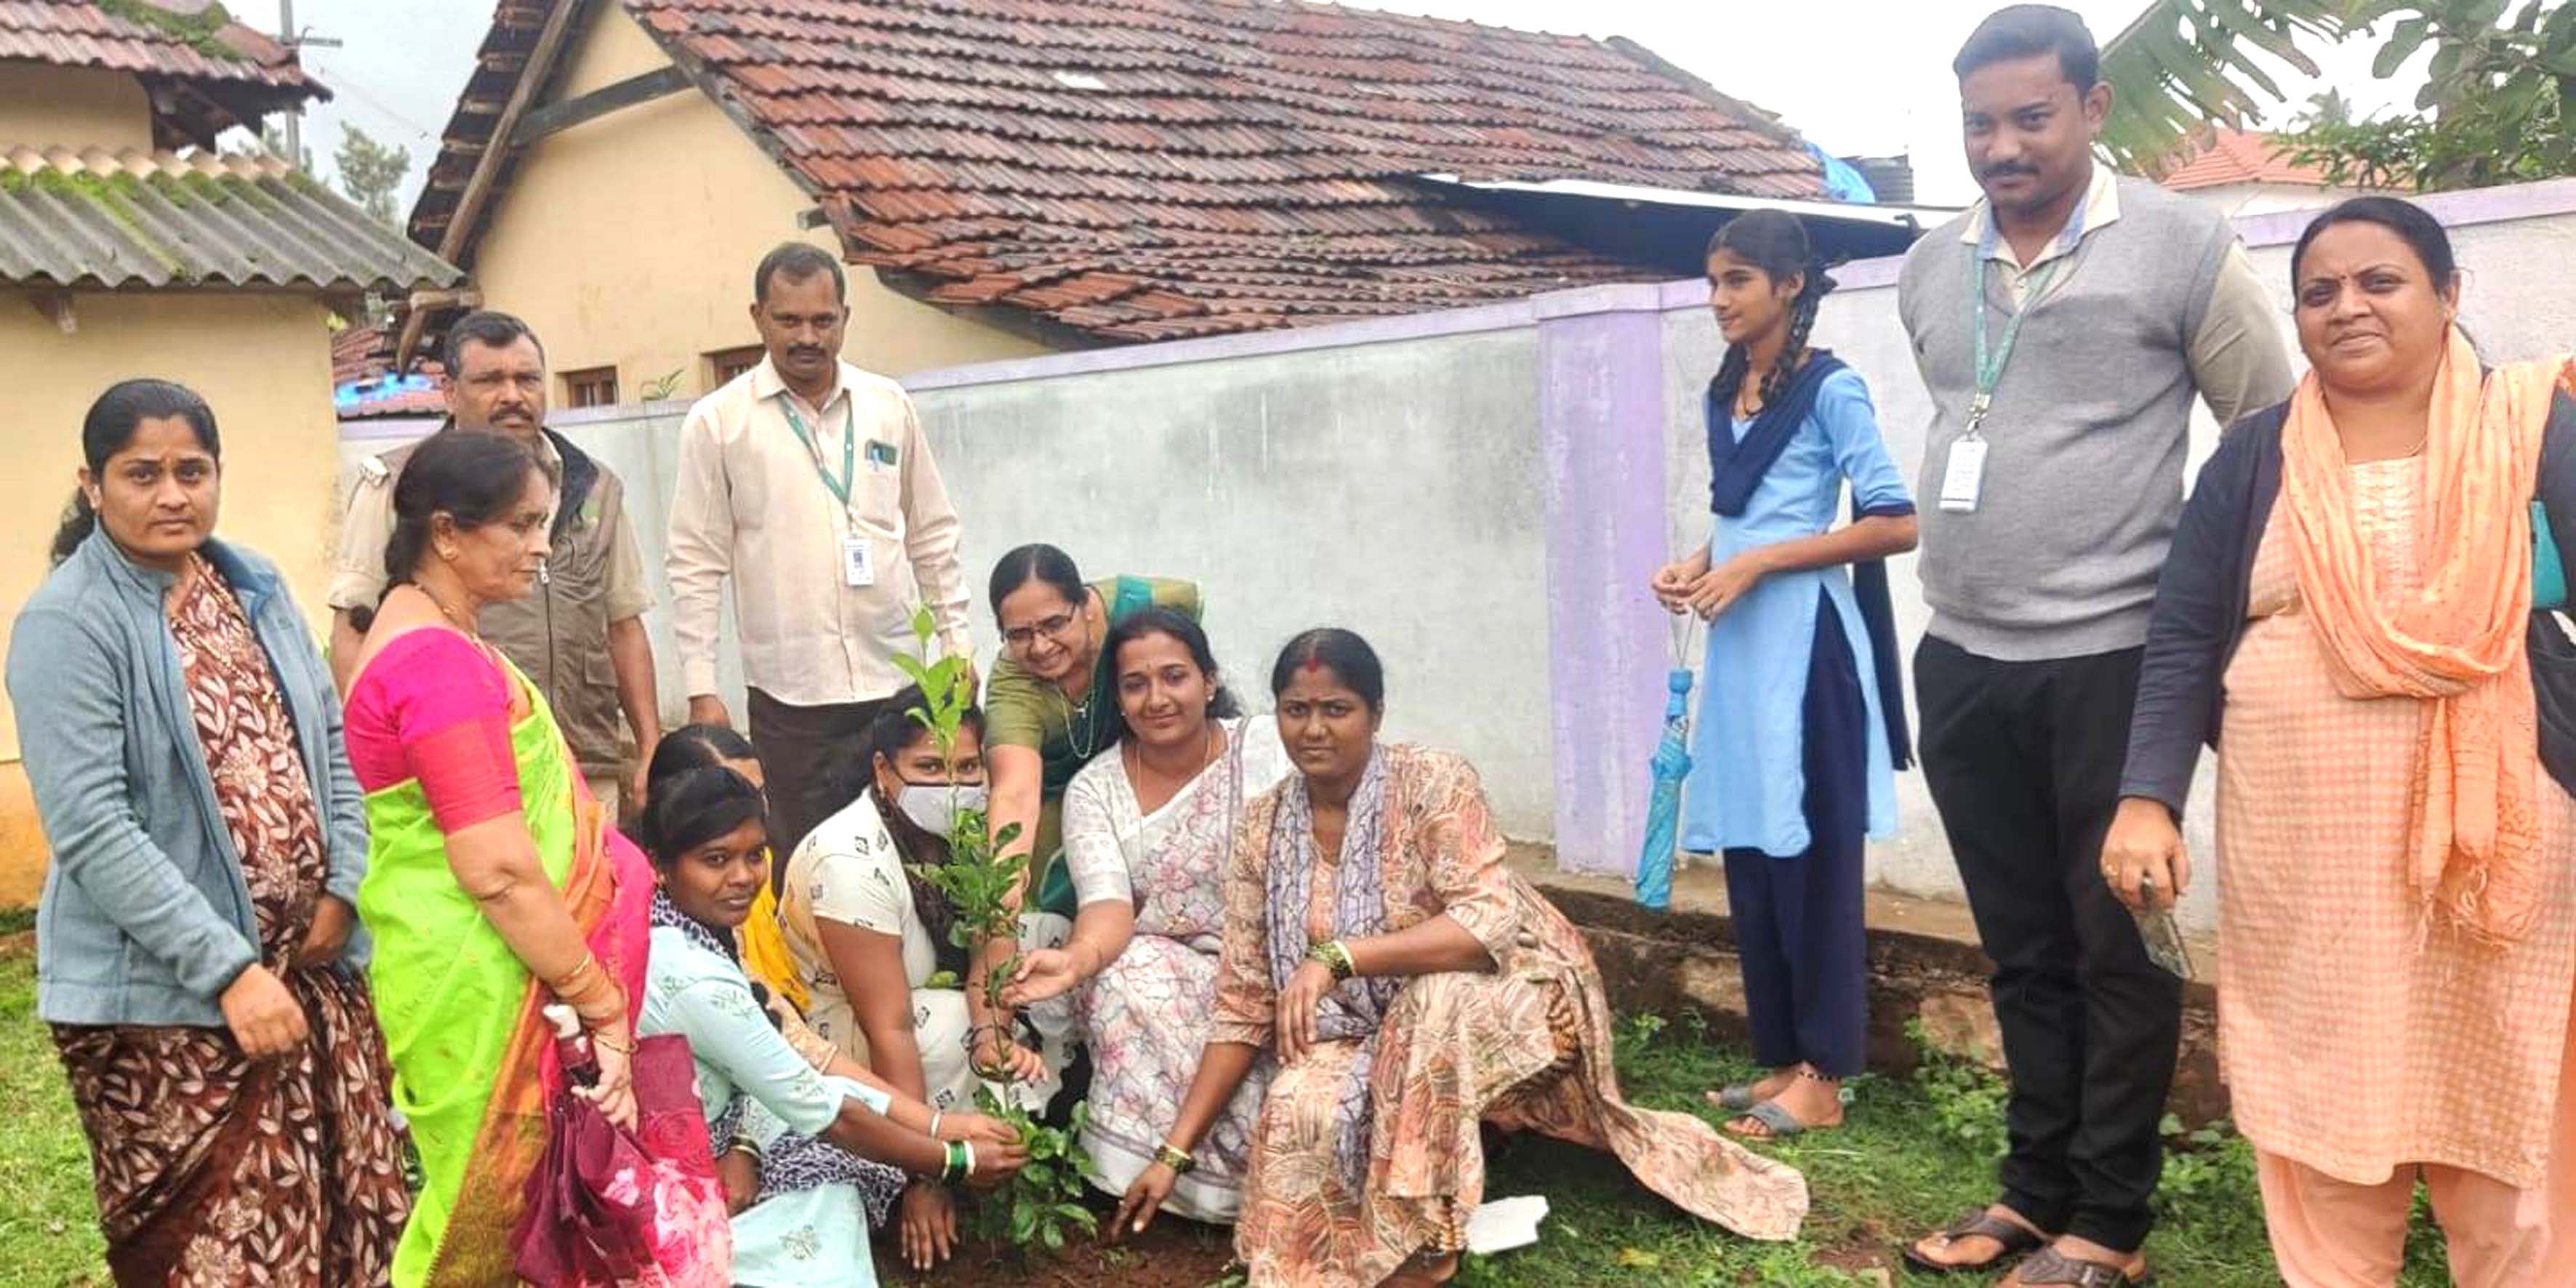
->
[513,1027,732,1287]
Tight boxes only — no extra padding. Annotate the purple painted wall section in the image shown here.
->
[1536,286,1673,876]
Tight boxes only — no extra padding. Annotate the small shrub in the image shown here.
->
[1905,1018,2010,1163]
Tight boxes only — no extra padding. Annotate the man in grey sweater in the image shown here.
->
[1895,8,2292,1284]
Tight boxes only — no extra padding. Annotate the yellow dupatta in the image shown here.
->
[2278,329,2562,944]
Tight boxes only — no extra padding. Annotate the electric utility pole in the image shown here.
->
[276,0,342,164]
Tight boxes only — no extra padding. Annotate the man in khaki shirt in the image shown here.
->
[667,243,973,860]
[329,311,662,810]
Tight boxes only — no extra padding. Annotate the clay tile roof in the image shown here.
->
[412,0,1824,343]
[0,145,464,291]
[2155,127,2335,193]
[0,1,323,111]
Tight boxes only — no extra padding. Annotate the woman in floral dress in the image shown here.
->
[1114,629,1808,1287]
[1004,607,1291,1220]
[11,379,409,1284]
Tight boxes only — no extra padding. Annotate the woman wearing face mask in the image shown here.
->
[779,689,1062,1270]
[10,379,411,1284]
[340,429,666,1284]
[1000,608,1292,1222]
[1116,629,1809,1287]
[638,763,1027,1287]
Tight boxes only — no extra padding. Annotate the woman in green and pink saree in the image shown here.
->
[342,430,704,1285]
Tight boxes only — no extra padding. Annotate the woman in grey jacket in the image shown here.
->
[8,379,410,1285]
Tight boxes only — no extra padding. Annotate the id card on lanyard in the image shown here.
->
[781,395,875,587]
[1942,249,2061,514]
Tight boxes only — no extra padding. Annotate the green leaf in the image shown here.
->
[892,652,932,689]
[2098,0,2360,169]
[2376,15,2432,76]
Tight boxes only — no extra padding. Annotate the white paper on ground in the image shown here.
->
[1464,1194,1550,1255]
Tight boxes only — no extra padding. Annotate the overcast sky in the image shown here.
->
[230,0,2426,211]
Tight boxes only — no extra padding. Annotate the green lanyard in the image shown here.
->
[779,394,855,508]
[1966,250,2062,436]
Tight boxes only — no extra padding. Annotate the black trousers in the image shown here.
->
[1722,591,1871,1080]
[1913,636,2183,1253]
[746,687,897,880]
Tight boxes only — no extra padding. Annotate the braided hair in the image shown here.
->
[1706,210,1839,414]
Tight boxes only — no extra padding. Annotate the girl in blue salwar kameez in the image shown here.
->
[1653,210,1919,1141]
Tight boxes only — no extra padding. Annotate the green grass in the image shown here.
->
[0,953,2455,1287]
[0,951,108,1285]
[1454,1010,2455,1287]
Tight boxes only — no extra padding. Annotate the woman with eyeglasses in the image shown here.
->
[982,544,1203,923]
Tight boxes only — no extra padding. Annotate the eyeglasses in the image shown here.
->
[1000,610,1080,649]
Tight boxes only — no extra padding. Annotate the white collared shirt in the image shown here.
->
[667,355,971,707]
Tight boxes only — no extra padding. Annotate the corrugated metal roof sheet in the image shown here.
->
[0,147,462,291]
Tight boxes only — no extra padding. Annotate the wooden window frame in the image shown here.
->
[561,366,619,408]
[705,345,766,389]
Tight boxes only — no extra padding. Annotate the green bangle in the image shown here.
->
[1305,938,1356,981]
[939,1138,967,1184]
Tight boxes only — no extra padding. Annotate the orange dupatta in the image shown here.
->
[2278,329,2561,945]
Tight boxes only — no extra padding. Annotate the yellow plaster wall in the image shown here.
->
[0,63,153,152]
[466,5,1050,395]
[0,289,341,906]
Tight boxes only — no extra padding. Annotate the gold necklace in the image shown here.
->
[414,582,480,638]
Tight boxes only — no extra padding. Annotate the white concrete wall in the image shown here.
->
[912,331,1557,834]
[341,180,2576,932]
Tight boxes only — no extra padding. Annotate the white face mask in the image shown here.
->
[894,782,987,837]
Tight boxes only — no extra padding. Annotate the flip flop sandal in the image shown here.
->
[1705,1082,1762,1112]
[1721,1099,1810,1140]
[1900,1207,2053,1275]
[2010,1247,2154,1287]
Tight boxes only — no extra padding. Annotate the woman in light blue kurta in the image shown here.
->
[635,761,1028,1284]
[1653,211,1917,1142]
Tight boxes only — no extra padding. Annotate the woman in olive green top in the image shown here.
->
[983,544,1201,919]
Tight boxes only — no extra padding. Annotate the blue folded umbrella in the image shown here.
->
[1634,667,1695,911]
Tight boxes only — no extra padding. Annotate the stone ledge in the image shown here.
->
[1512,847,2228,1125]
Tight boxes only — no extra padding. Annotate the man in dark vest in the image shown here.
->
[329,310,662,811]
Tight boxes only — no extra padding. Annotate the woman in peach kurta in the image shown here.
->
[2108,198,2576,1287]
[1112,629,1806,1288]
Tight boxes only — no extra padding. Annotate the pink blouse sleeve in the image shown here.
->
[348,630,523,832]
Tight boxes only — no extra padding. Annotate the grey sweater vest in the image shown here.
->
[1898,177,2239,661]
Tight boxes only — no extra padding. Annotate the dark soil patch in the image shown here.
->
[874,1205,1237,1288]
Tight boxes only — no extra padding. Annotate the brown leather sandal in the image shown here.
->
[2011,1247,2154,1287]
[1899,1207,2053,1274]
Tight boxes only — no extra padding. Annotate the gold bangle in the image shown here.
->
[548,952,603,994]
[1152,1141,1197,1175]
[590,1028,635,1056]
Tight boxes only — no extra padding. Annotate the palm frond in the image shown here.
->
[2098,0,2362,171]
